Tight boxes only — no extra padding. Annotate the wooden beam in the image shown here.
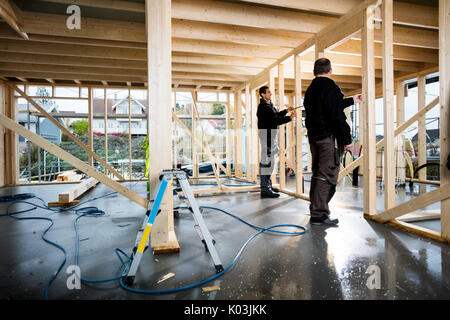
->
[362,5,377,216]
[294,55,303,194]
[374,184,450,223]
[88,87,93,166]
[0,0,28,39]
[396,80,406,184]
[238,0,438,29]
[235,90,243,176]
[245,84,251,180]
[278,64,286,190]
[0,112,148,207]
[383,0,395,210]
[58,177,98,203]
[417,74,427,181]
[439,0,450,241]
[147,0,179,253]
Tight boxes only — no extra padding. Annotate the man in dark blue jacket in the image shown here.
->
[257,86,296,198]
[304,58,362,226]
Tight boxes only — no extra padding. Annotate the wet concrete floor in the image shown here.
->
[0,176,448,300]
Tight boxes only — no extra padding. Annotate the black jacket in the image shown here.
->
[257,99,291,130]
[303,77,353,146]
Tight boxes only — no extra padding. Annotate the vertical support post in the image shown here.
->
[173,91,177,169]
[362,5,377,215]
[88,87,93,167]
[396,81,406,185]
[192,92,198,178]
[287,95,295,171]
[234,90,243,177]
[417,74,427,181]
[146,0,178,252]
[103,87,108,176]
[245,84,251,180]
[278,64,286,190]
[294,54,303,194]
[128,88,132,179]
[3,85,18,185]
[269,68,277,186]
[226,93,232,176]
[383,0,395,210]
[251,89,258,182]
[439,0,450,240]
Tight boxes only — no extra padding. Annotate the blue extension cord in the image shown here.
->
[0,181,307,298]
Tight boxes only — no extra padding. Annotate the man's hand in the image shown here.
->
[287,106,294,112]
[290,110,297,119]
[353,94,363,104]
[344,143,354,152]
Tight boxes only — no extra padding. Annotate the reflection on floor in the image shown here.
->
[0,176,448,300]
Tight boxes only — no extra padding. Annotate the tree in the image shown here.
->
[211,103,225,115]
[36,87,54,107]
[72,119,89,136]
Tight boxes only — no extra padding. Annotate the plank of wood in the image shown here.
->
[396,210,441,222]
[374,184,450,222]
[58,177,98,203]
[202,285,220,293]
[0,113,148,208]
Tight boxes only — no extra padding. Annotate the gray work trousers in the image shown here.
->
[259,129,278,192]
[309,136,342,219]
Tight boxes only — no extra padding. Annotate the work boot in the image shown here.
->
[310,216,339,226]
[271,187,280,193]
[260,190,280,198]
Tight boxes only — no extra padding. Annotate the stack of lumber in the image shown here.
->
[56,170,83,182]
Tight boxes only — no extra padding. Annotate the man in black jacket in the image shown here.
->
[304,58,362,226]
[257,86,296,198]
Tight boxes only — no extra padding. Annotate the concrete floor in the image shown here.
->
[0,176,449,300]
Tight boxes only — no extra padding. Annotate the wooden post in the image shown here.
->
[269,68,277,186]
[87,87,93,167]
[3,85,18,185]
[234,90,243,176]
[287,95,295,171]
[128,88,132,179]
[192,93,199,178]
[383,0,395,210]
[439,0,450,240]
[251,89,258,182]
[146,0,179,253]
[294,54,303,194]
[226,93,232,176]
[396,81,406,185]
[245,84,251,179]
[417,74,427,181]
[362,5,377,216]
[103,87,108,176]
[278,64,286,190]
[358,102,364,172]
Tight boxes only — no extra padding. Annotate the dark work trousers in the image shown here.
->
[309,136,342,219]
[259,129,278,193]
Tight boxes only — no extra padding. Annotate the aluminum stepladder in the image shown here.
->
[124,169,224,285]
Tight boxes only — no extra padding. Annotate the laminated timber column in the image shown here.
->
[382,0,395,210]
[417,74,427,181]
[234,91,243,177]
[147,0,179,253]
[294,54,303,194]
[396,81,406,185]
[362,4,377,216]
[245,84,251,180]
[226,93,232,176]
[2,84,18,186]
[278,64,286,190]
[269,68,277,186]
[251,89,259,182]
[439,0,450,240]
[88,87,93,167]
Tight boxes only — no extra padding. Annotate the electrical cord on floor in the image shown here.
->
[0,177,307,298]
